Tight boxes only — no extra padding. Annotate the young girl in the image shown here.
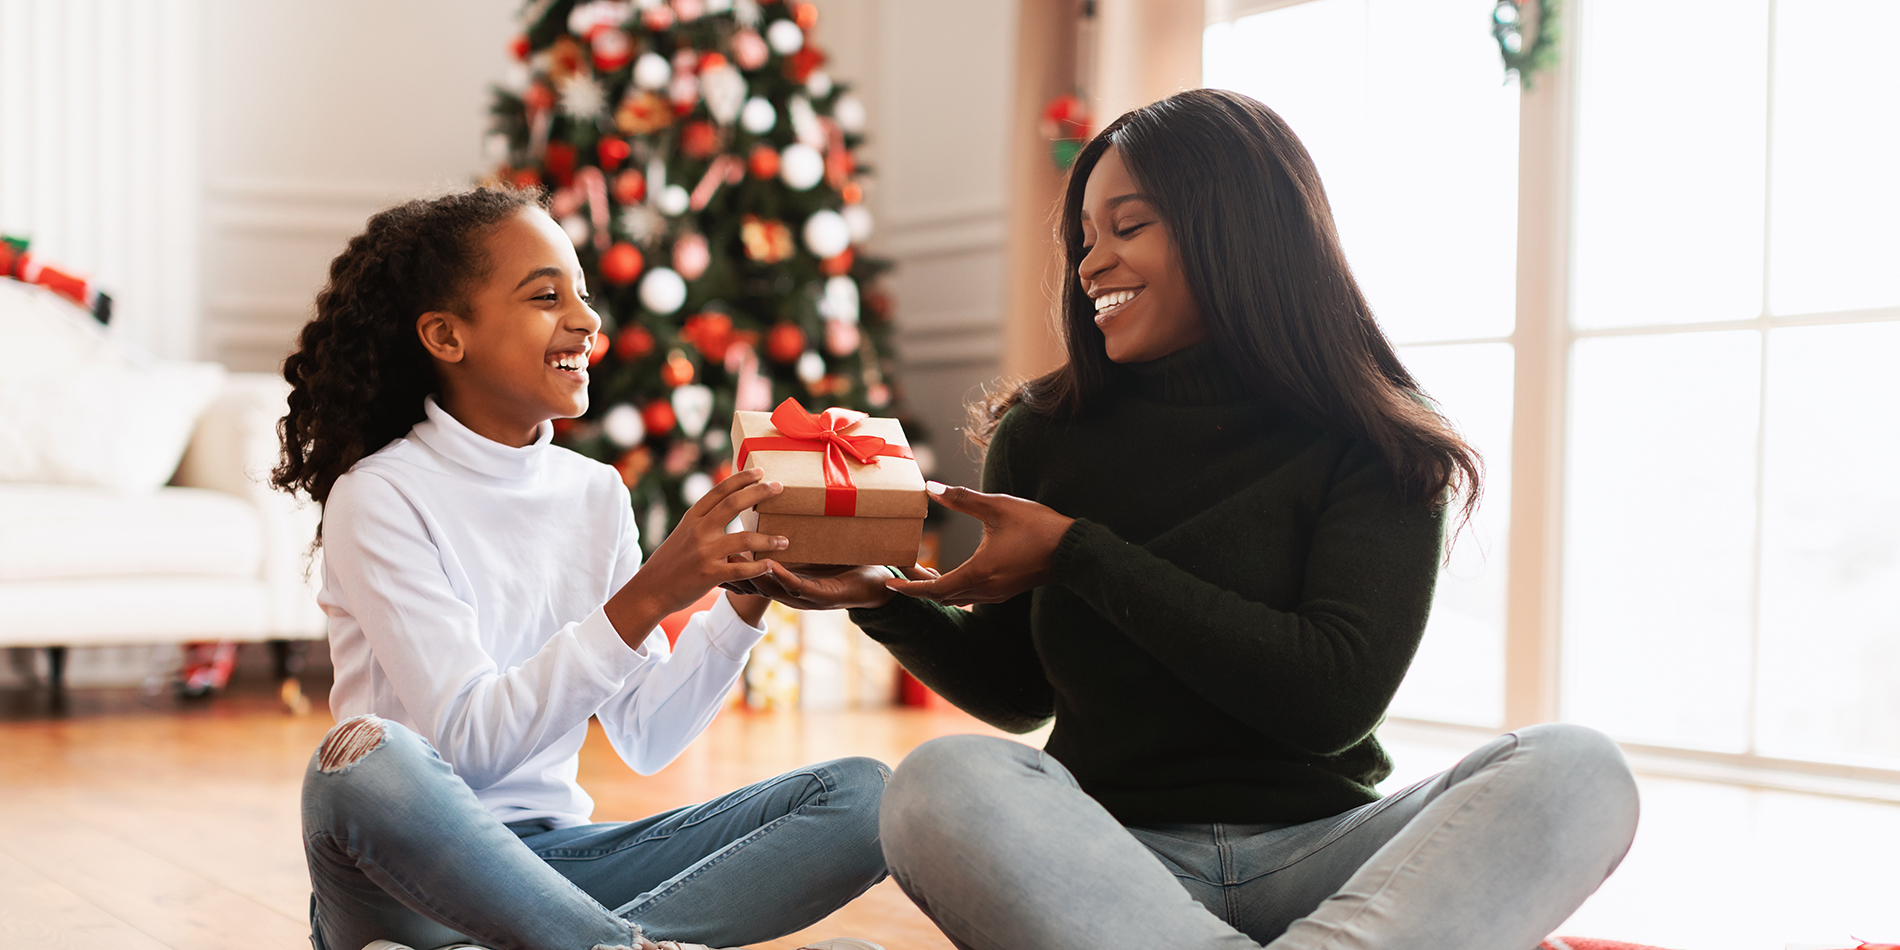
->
[273,188,887,950]
[740,89,1639,950]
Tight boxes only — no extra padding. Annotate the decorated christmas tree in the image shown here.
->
[487,0,929,553]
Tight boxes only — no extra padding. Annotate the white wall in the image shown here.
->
[0,0,203,360]
[198,0,518,370]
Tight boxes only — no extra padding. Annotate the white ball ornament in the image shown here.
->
[841,204,873,243]
[681,471,714,505]
[819,275,860,323]
[657,184,691,216]
[740,96,777,134]
[802,210,851,259]
[832,94,866,134]
[632,52,672,91]
[795,349,826,384]
[560,214,591,247]
[805,70,833,97]
[639,267,687,314]
[766,18,804,54]
[779,143,824,190]
[671,384,714,438]
[602,403,646,448]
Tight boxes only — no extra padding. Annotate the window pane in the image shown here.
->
[1571,0,1768,329]
[1766,0,1900,315]
[1203,0,1518,344]
[1562,332,1760,751]
[1387,343,1512,727]
[1755,323,1900,768]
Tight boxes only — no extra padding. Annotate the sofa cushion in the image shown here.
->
[0,577,270,645]
[0,485,262,582]
[0,279,225,492]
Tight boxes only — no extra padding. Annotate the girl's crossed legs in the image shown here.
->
[881,724,1639,950]
[303,716,889,950]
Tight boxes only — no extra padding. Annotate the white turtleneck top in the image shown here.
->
[320,396,766,828]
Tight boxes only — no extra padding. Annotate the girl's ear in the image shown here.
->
[417,311,466,363]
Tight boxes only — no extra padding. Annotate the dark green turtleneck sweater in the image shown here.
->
[849,342,1445,825]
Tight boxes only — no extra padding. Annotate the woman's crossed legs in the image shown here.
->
[880,724,1639,950]
[302,716,889,950]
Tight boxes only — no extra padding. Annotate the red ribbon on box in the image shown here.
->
[736,398,913,517]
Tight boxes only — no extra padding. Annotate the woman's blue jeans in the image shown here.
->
[302,716,889,950]
[880,723,1640,950]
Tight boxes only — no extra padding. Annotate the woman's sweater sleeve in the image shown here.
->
[1051,442,1445,756]
[848,410,1055,733]
[321,472,649,788]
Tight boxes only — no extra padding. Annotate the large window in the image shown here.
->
[1205,0,1900,772]
[1206,0,1521,727]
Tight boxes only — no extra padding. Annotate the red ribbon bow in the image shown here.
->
[736,398,913,517]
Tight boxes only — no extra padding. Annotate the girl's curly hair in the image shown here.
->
[272,187,539,517]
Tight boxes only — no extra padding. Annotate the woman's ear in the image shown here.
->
[416,311,466,363]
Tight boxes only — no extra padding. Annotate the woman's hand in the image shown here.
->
[726,562,942,611]
[886,482,1074,606]
[604,469,789,649]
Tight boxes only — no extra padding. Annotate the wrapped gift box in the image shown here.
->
[732,398,927,566]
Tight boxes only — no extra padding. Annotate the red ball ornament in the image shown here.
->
[614,324,655,360]
[589,331,610,365]
[612,169,646,204]
[597,137,632,172]
[748,145,780,180]
[700,52,729,72]
[660,349,697,388]
[510,36,531,61]
[510,168,543,190]
[641,400,677,437]
[787,46,827,84]
[766,322,806,364]
[680,121,718,160]
[544,142,576,187]
[681,312,736,361]
[601,243,644,285]
[794,3,819,30]
[819,248,854,277]
[591,28,633,72]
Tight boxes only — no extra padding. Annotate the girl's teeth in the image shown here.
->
[1094,290,1137,313]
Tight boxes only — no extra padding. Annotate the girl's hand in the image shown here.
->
[604,469,789,648]
[727,562,941,611]
[886,483,1074,606]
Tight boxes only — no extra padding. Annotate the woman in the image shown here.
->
[740,89,1638,950]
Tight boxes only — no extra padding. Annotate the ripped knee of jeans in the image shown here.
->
[317,714,388,773]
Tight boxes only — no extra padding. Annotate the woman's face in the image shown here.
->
[1077,146,1207,363]
[423,207,602,445]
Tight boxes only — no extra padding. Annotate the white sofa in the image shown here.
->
[0,281,324,694]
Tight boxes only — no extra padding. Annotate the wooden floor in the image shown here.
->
[4,673,1900,950]
[0,675,994,950]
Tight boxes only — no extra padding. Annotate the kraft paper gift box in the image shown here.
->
[731,398,927,566]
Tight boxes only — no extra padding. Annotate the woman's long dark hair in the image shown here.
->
[272,187,539,518]
[977,88,1482,523]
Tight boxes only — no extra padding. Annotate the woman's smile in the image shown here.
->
[1091,287,1143,325]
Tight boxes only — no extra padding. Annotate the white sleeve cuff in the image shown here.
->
[578,605,653,677]
[702,590,768,661]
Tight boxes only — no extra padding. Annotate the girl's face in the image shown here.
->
[1077,146,1207,364]
[423,207,602,446]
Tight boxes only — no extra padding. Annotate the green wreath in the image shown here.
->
[1493,0,1561,90]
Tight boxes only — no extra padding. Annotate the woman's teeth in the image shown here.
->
[1093,289,1139,313]
[550,353,586,372]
